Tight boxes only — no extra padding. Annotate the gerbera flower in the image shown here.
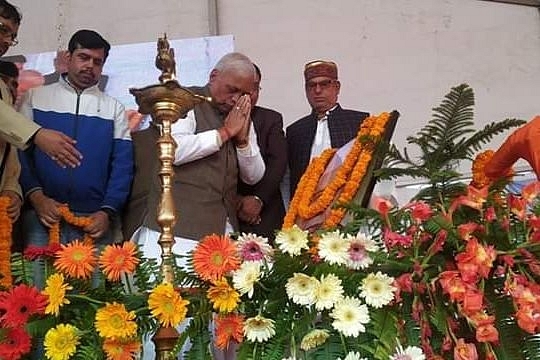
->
[346,232,378,270]
[54,239,97,279]
[44,323,80,360]
[317,230,349,265]
[315,273,344,310]
[43,273,73,316]
[243,315,275,342]
[275,225,309,256]
[0,327,32,360]
[95,302,137,340]
[232,261,261,298]
[236,233,273,262]
[192,234,240,281]
[102,338,141,360]
[207,278,241,313]
[99,241,139,282]
[0,284,47,327]
[148,283,189,327]
[285,273,319,306]
[338,352,368,360]
[23,244,60,261]
[214,313,244,350]
[300,329,330,351]
[360,272,396,308]
[330,296,370,337]
[390,344,425,360]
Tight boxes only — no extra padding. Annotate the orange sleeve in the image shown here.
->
[485,116,540,179]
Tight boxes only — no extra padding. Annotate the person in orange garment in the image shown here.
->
[485,115,540,179]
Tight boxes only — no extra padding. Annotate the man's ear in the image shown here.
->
[209,69,219,83]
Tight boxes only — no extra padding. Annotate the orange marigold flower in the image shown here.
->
[192,234,240,281]
[214,313,244,350]
[99,242,140,282]
[54,239,97,279]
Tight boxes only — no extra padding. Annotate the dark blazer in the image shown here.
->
[238,106,287,240]
[286,104,369,197]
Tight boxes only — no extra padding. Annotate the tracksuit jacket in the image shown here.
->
[19,75,133,215]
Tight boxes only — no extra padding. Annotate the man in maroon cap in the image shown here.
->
[286,60,369,197]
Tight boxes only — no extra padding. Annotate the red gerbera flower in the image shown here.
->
[0,284,47,327]
[0,326,32,360]
[192,234,240,281]
[214,313,244,350]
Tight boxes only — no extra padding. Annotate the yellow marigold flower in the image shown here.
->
[148,283,189,327]
[43,273,72,316]
[95,302,137,340]
[207,278,240,313]
[54,239,97,279]
[44,323,80,360]
[103,337,141,360]
[99,241,140,282]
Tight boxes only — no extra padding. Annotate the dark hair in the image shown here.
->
[0,0,21,24]
[253,63,261,80]
[0,60,18,78]
[68,29,111,59]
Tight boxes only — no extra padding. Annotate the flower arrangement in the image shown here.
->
[2,83,539,360]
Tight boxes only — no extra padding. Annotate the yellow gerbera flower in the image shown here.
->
[54,239,97,279]
[148,283,189,327]
[95,302,137,340]
[43,273,72,316]
[103,337,141,360]
[99,242,140,282]
[44,323,80,360]
[207,278,240,313]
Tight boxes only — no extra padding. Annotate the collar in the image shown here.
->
[315,104,339,121]
[60,73,101,94]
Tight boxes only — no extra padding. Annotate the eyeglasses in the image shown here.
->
[0,21,18,46]
[305,79,336,91]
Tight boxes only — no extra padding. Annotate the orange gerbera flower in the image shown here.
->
[192,234,240,281]
[99,242,140,282]
[214,313,244,350]
[102,338,141,360]
[54,240,97,279]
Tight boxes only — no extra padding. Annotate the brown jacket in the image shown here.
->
[0,81,22,199]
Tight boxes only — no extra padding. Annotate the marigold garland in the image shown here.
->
[49,206,93,245]
[283,112,392,229]
[0,196,13,289]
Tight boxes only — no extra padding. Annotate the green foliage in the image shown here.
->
[377,83,525,204]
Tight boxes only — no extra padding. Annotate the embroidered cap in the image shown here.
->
[304,60,338,82]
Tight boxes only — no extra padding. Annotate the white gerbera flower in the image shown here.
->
[390,344,425,360]
[314,273,344,310]
[285,273,318,306]
[243,315,276,342]
[300,329,330,351]
[275,225,309,256]
[337,351,368,360]
[360,271,396,308]
[237,232,274,262]
[330,296,370,337]
[346,232,378,270]
[232,261,261,298]
[318,230,349,265]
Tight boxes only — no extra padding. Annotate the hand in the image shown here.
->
[0,190,22,221]
[83,211,110,239]
[237,195,262,225]
[33,128,82,168]
[223,95,251,139]
[28,191,62,227]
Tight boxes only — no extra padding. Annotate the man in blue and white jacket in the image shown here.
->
[19,29,133,259]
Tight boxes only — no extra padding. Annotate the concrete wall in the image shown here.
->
[9,0,540,179]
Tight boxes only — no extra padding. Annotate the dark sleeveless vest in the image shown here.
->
[143,85,239,240]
